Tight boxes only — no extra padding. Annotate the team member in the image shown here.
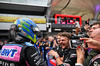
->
[82,22,100,66]
[49,32,77,66]
[76,22,100,66]
[76,28,100,66]
[0,18,46,66]
[53,32,63,58]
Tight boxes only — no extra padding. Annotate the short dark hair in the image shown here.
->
[60,32,71,39]
[57,32,62,36]
[44,37,48,40]
[91,22,100,27]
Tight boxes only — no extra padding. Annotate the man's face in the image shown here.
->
[78,28,81,32]
[89,24,100,37]
[89,28,100,51]
[91,28,100,41]
[57,36,61,44]
[43,39,46,42]
[60,36,70,49]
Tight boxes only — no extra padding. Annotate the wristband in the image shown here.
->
[75,63,83,66]
[54,55,59,59]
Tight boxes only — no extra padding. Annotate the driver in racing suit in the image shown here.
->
[0,18,46,66]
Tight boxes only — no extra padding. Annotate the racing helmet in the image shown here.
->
[10,18,41,43]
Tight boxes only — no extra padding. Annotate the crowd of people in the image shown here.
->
[0,40,7,49]
[0,18,100,66]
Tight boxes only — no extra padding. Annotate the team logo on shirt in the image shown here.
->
[0,49,17,58]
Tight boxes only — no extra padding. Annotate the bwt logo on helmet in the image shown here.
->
[0,49,17,58]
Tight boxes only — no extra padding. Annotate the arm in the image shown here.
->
[48,50,63,65]
[76,46,84,66]
[25,47,46,66]
[84,24,90,31]
[80,38,100,50]
[48,50,77,66]
[56,56,64,66]
[75,63,83,66]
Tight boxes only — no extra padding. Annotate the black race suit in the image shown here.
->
[0,42,46,66]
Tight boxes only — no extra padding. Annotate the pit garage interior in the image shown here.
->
[0,0,100,40]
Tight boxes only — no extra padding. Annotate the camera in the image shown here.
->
[70,39,84,49]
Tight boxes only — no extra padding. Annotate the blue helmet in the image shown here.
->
[13,18,40,43]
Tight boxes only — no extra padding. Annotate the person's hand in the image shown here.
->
[80,38,100,50]
[53,40,57,44]
[45,47,50,50]
[82,43,86,48]
[37,47,39,49]
[81,42,89,50]
[84,24,90,31]
[76,46,84,64]
[48,50,58,57]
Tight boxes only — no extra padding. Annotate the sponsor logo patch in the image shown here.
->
[0,49,17,58]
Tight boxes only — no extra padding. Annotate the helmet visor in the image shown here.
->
[32,27,41,38]
[33,27,40,32]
